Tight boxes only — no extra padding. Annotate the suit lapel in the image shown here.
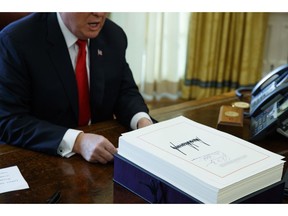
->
[89,36,106,118]
[46,13,78,122]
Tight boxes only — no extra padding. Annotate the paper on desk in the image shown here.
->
[0,166,29,194]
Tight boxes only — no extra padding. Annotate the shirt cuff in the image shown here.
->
[130,112,152,130]
[57,129,83,158]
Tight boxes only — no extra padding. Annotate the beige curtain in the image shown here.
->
[110,12,190,101]
[141,13,190,101]
[182,12,269,100]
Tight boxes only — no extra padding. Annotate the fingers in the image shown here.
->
[95,138,117,161]
[105,141,118,154]
[77,133,117,164]
[94,144,116,164]
[137,117,153,129]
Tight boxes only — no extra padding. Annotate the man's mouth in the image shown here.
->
[88,22,100,30]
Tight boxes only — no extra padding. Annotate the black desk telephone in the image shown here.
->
[248,64,288,140]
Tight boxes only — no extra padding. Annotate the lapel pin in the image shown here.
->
[97,49,103,56]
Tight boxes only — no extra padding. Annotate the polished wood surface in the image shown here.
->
[0,91,287,203]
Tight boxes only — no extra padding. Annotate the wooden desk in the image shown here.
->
[0,92,287,203]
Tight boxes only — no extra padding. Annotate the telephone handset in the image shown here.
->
[250,64,288,117]
[249,64,288,140]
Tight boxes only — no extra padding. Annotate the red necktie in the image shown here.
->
[76,39,91,126]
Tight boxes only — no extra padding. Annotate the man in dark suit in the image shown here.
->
[0,13,153,163]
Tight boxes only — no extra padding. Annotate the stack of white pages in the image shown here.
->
[118,116,285,203]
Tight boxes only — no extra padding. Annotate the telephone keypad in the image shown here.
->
[251,108,276,137]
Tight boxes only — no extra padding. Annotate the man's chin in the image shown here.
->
[85,31,101,39]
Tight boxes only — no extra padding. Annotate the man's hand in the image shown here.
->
[137,117,153,129]
[73,132,117,164]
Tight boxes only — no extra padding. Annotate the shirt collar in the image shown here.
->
[56,12,77,48]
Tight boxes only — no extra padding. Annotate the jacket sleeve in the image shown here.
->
[0,28,68,155]
[105,21,150,128]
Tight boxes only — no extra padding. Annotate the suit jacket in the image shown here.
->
[0,13,149,154]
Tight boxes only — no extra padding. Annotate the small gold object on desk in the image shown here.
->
[232,101,250,109]
[217,105,244,138]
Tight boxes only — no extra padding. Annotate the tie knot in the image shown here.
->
[76,39,87,49]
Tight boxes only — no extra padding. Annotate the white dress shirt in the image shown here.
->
[56,13,151,158]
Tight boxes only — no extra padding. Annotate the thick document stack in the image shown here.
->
[115,116,285,203]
